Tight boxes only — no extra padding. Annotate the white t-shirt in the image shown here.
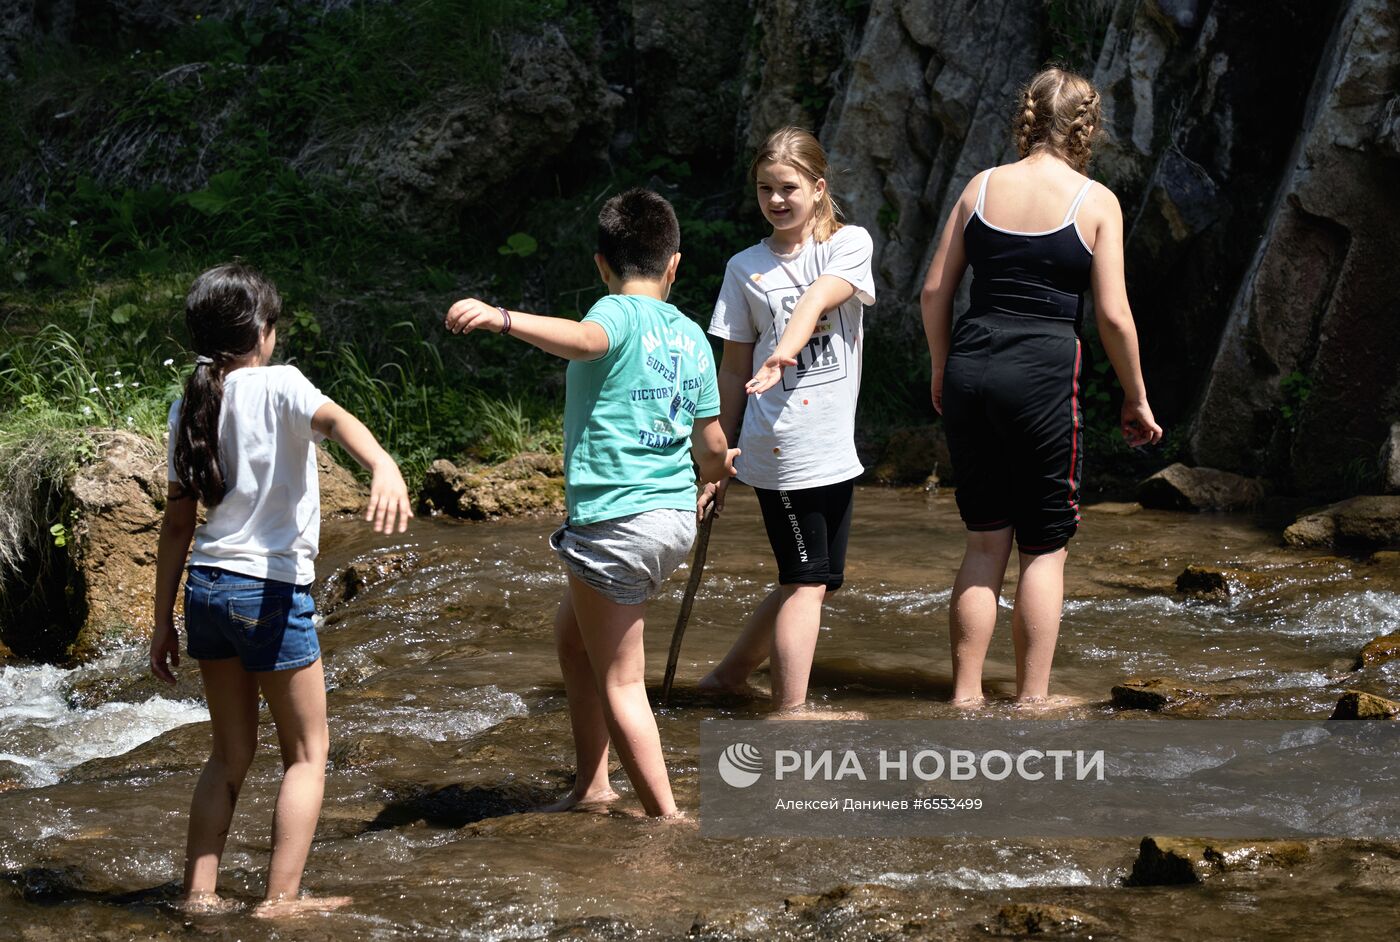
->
[708,224,876,490]
[167,365,332,585]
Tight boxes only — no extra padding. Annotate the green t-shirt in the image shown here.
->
[564,294,721,526]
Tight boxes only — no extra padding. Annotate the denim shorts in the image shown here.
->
[550,509,696,606]
[183,565,321,672]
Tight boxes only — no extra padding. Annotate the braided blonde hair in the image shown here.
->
[1015,67,1101,173]
[750,127,844,242]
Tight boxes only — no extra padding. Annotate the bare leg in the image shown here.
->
[251,659,346,915]
[182,659,259,905]
[949,528,1014,703]
[540,590,619,811]
[699,588,783,693]
[568,574,676,817]
[768,584,827,712]
[1011,548,1068,701]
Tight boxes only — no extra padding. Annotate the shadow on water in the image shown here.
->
[365,781,558,831]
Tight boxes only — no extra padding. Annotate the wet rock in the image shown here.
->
[1283,496,1400,550]
[320,551,422,613]
[328,735,390,772]
[1353,632,1400,670]
[56,431,169,660]
[1136,463,1265,512]
[1380,423,1400,494]
[418,453,564,520]
[317,445,368,515]
[0,758,27,792]
[989,902,1109,937]
[65,667,204,710]
[1329,690,1400,720]
[1174,564,1270,602]
[1127,837,1310,886]
[1110,676,1236,712]
[867,425,954,486]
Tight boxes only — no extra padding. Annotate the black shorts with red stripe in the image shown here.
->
[942,312,1083,555]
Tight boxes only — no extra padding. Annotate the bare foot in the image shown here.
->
[1013,694,1087,712]
[251,895,352,919]
[766,705,868,721]
[173,893,243,915]
[949,696,985,710]
[536,788,620,813]
[697,673,766,700]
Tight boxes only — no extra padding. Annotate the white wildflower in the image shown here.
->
[125,416,134,426]
[130,381,139,388]
[88,387,98,393]
[81,406,92,416]
[162,358,174,367]
[114,382,125,388]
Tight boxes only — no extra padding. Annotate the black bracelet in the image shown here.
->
[497,306,512,336]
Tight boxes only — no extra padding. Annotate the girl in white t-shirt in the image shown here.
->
[700,127,876,714]
[149,263,412,917]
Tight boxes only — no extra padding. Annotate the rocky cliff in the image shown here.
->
[3,0,1397,496]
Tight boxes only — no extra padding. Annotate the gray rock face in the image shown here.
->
[1190,0,1400,492]
[340,30,620,228]
[821,0,1042,320]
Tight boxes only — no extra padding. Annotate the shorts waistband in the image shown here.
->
[962,311,1078,336]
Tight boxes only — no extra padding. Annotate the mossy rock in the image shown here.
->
[418,453,564,520]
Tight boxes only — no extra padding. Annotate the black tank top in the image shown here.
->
[963,169,1094,326]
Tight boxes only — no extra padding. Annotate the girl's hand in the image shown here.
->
[931,370,944,415]
[150,623,180,684]
[444,298,504,335]
[1121,399,1163,447]
[745,353,797,395]
[697,481,722,521]
[367,460,414,533]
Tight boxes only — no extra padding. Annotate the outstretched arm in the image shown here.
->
[746,275,856,394]
[445,298,610,362]
[1087,190,1163,446]
[311,402,414,532]
[920,177,975,414]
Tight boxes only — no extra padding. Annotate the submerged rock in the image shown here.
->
[1353,632,1400,670]
[1127,837,1310,886]
[1110,676,1237,713]
[989,902,1108,938]
[1329,690,1400,720]
[1174,564,1267,602]
[320,551,422,614]
[1283,496,1400,550]
[418,453,565,520]
[1136,463,1265,512]
[867,425,954,486]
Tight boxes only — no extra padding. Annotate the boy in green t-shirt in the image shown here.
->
[444,188,734,817]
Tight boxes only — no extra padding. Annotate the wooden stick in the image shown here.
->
[661,500,717,704]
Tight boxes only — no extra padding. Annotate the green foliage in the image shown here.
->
[498,233,540,258]
[1279,370,1312,426]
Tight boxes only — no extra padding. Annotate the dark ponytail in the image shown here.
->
[175,263,281,506]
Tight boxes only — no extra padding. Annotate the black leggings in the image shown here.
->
[752,478,855,592]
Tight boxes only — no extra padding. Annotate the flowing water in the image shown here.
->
[1,487,1398,939]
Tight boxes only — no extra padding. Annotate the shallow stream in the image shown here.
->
[2,487,1398,939]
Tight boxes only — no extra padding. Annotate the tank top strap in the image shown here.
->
[974,168,992,216]
[1061,178,1095,226]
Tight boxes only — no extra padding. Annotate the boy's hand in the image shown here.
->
[149,623,180,684]
[745,353,798,395]
[367,459,414,533]
[696,447,741,519]
[445,298,505,336]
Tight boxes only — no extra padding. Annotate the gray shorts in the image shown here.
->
[550,508,697,606]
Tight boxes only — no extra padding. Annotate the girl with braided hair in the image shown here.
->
[920,66,1161,704]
